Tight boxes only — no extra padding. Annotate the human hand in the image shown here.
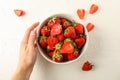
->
[12,22,39,80]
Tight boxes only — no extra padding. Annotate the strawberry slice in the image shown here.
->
[77,9,85,20]
[89,4,98,14]
[74,23,84,34]
[64,27,76,39]
[82,61,93,71]
[50,24,62,36]
[60,42,74,54]
[86,23,95,32]
[14,9,24,17]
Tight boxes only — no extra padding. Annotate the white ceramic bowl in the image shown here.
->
[36,14,89,64]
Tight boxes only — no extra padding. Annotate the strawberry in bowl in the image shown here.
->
[37,14,88,64]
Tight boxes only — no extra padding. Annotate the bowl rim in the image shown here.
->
[36,13,89,64]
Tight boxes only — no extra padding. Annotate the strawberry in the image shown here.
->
[55,42,63,50]
[39,36,47,48]
[60,42,74,54]
[64,27,76,39]
[75,37,86,49]
[52,51,63,62]
[14,9,24,17]
[74,23,84,34]
[50,24,62,36]
[86,23,94,32]
[89,4,98,14]
[57,34,64,42]
[47,37,58,50]
[77,9,85,20]
[40,26,50,36]
[61,18,71,28]
[82,61,93,71]
[48,51,54,58]
[47,17,61,28]
[67,52,79,60]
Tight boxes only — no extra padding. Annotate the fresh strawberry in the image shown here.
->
[64,27,76,39]
[50,24,62,36]
[47,17,61,28]
[40,26,50,36]
[52,51,63,62]
[47,37,58,50]
[57,34,64,42]
[74,23,84,34]
[82,61,93,71]
[89,4,98,14]
[75,37,86,49]
[67,52,79,60]
[39,36,47,48]
[55,42,63,50]
[14,9,24,17]
[86,23,94,32]
[61,18,71,28]
[48,51,54,58]
[77,9,85,20]
[60,42,74,54]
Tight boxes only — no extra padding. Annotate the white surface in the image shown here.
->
[0,0,120,80]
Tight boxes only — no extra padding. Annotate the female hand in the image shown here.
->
[12,22,39,80]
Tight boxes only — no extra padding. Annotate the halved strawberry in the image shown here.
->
[89,4,98,14]
[60,42,74,54]
[64,27,76,39]
[39,36,47,48]
[14,9,24,17]
[75,37,86,49]
[47,36,58,50]
[40,26,50,36]
[74,23,84,34]
[82,61,93,71]
[86,23,94,32]
[50,24,62,36]
[77,9,85,20]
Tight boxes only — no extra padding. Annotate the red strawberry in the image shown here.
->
[67,52,79,60]
[47,37,58,50]
[82,61,93,71]
[86,23,94,32]
[64,27,76,39]
[53,51,63,62]
[14,9,24,17]
[50,24,62,36]
[39,36,47,48]
[61,18,71,28]
[89,4,98,14]
[77,9,85,20]
[75,37,86,49]
[60,42,74,54]
[74,23,84,34]
[47,17,61,28]
[48,51,54,58]
[57,34,64,42]
[40,26,50,36]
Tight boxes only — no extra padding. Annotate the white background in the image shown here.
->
[0,0,120,80]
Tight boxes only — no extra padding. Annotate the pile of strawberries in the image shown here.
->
[38,17,86,62]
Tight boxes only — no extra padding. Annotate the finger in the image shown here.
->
[22,22,39,44]
[28,30,36,48]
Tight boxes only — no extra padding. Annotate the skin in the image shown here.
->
[11,22,39,80]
